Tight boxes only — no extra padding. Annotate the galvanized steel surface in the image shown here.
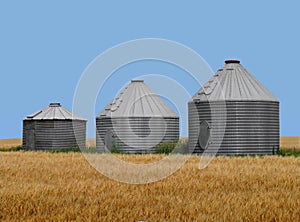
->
[23,120,86,150]
[96,117,179,153]
[25,103,86,121]
[96,80,179,153]
[98,80,178,118]
[192,60,278,102]
[23,103,86,150]
[188,101,279,155]
[189,60,280,155]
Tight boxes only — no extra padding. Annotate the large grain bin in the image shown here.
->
[96,80,179,153]
[23,103,87,150]
[188,60,279,155]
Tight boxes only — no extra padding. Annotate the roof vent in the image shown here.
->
[225,60,240,64]
[131,80,144,83]
[49,103,61,107]
[27,110,43,119]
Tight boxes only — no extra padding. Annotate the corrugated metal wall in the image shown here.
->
[96,117,179,153]
[188,101,280,155]
[23,120,86,150]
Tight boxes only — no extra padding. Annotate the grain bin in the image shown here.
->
[23,103,87,150]
[188,60,279,155]
[96,80,179,153]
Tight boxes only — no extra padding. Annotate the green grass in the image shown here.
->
[1,144,299,157]
[48,147,81,153]
[155,140,189,154]
[0,145,23,152]
[277,148,300,157]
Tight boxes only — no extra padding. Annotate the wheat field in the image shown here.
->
[1,152,299,221]
[0,138,22,148]
[1,137,299,150]
[280,137,300,150]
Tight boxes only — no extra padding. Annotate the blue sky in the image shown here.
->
[0,0,299,138]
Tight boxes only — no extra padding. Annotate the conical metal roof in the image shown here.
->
[192,60,278,102]
[98,80,178,118]
[24,103,86,121]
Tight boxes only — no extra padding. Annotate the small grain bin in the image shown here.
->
[96,80,179,153]
[23,103,87,150]
[188,60,279,155]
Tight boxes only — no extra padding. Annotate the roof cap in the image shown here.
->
[131,80,144,83]
[49,103,61,107]
[225,60,240,64]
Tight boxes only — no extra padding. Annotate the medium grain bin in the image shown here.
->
[188,60,279,155]
[23,103,87,150]
[96,80,179,153]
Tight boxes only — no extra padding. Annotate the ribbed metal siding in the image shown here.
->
[96,117,179,153]
[23,120,86,150]
[188,101,279,155]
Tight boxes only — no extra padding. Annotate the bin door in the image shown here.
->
[199,120,210,149]
[26,129,35,150]
[105,129,114,150]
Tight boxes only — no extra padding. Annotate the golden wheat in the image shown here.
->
[1,137,299,150]
[280,136,300,150]
[1,152,299,221]
[0,138,22,149]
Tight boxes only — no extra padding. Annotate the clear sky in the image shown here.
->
[0,0,299,139]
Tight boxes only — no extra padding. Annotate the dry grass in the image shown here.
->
[0,138,97,149]
[86,138,96,148]
[280,136,300,150]
[0,138,22,149]
[1,152,299,221]
[0,138,96,149]
[1,137,299,150]
[90,136,300,150]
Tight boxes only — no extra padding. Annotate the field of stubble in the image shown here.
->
[1,152,299,221]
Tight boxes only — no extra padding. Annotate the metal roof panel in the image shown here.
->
[24,103,87,121]
[192,60,279,102]
[98,80,178,117]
